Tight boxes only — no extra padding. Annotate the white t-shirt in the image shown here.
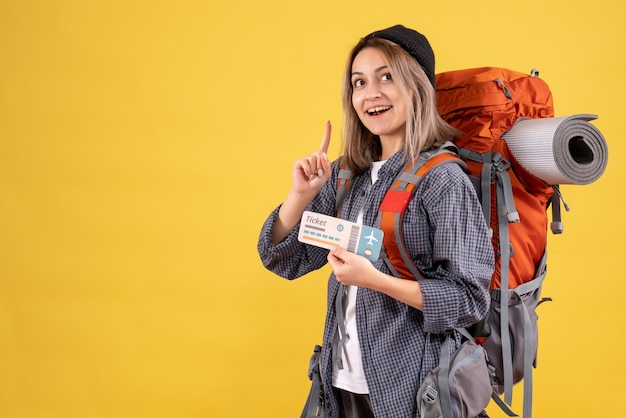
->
[332,160,386,394]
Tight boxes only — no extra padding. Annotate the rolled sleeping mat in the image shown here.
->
[503,114,608,185]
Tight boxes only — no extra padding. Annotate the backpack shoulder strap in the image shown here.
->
[335,157,354,216]
[378,143,466,281]
[300,345,325,418]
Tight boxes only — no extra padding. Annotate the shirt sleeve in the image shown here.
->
[416,163,494,333]
[257,160,341,280]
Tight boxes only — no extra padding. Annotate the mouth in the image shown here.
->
[366,105,392,116]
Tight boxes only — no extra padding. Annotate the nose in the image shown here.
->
[365,82,381,100]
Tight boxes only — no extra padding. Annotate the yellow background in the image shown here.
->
[0,0,623,417]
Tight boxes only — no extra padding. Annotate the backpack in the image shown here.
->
[334,67,559,417]
[436,67,558,418]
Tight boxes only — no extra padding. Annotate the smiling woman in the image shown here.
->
[258,25,494,418]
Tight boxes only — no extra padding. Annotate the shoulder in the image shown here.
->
[421,159,469,190]
[415,159,479,208]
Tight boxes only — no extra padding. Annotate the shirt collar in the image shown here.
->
[376,149,407,179]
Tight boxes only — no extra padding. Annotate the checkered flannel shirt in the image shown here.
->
[258,149,493,418]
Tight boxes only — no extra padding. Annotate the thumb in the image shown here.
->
[328,246,348,261]
[327,246,342,270]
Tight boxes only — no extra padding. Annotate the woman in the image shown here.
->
[258,25,494,418]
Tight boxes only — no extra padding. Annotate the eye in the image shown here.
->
[381,72,393,81]
[352,79,365,88]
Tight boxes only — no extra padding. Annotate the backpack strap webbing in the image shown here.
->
[335,159,354,216]
[458,149,520,231]
[492,250,548,418]
[377,148,465,281]
[437,331,454,418]
[495,163,516,406]
[549,185,569,235]
[458,147,521,406]
[300,345,325,418]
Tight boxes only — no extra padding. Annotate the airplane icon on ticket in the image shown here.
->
[364,231,379,246]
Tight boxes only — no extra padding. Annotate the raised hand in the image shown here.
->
[272,121,333,244]
[291,120,332,196]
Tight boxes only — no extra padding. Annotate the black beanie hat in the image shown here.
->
[364,24,436,88]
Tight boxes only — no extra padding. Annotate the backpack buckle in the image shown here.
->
[492,156,511,173]
[423,385,438,404]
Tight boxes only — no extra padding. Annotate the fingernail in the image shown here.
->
[317,169,323,177]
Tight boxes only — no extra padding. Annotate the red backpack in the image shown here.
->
[436,68,556,416]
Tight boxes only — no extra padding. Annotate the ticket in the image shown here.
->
[297,211,384,261]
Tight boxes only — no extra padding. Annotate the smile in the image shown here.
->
[366,106,391,116]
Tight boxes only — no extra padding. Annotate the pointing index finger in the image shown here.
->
[319,120,331,153]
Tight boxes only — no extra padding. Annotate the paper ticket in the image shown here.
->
[297,211,384,261]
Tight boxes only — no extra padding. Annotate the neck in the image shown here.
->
[379,135,403,160]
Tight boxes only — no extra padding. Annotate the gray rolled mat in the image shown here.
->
[503,114,608,185]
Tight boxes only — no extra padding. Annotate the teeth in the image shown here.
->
[367,106,391,115]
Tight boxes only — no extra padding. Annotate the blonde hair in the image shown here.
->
[341,37,459,174]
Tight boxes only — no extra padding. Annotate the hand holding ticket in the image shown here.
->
[298,211,384,261]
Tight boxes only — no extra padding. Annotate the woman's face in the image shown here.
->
[351,47,407,145]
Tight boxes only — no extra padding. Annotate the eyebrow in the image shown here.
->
[351,65,389,78]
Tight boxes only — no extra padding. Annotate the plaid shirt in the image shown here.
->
[258,149,493,418]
